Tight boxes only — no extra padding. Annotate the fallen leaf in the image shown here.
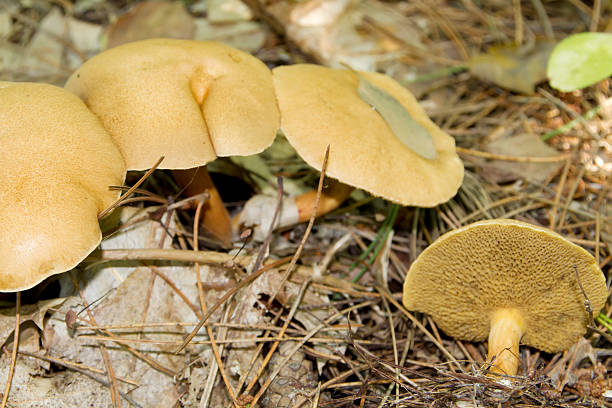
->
[469,41,556,94]
[193,19,266,53]
[104,1,195,49]
[480,133,563,183]
[0,298,65,345]
[357,75,437,160]
[290,0,351,27]
[547,32,612,92]
[207,0,252,23]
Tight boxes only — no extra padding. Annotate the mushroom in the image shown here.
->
[402,219,608,376]
[0,82,126,292]
[237,64,463,238]
[65,38,280,246]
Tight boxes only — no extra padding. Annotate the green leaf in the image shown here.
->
[357,76,437,160]
[547,32,612,92]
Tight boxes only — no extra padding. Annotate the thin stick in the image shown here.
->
[69,275,121,407]
[456,146,570,163]
[550,158,571,230]
[590,0,601,31]
[573,264,595,327]
[174,256,293,353]
[18,350,138,386]
[267,145,330,306]
[378,287,462,371]
[70,275,176,378]
[244,279,312,399]
[1,292,20,408]
[98,156,164,219]
[556,165,586,231]
[193,199,238,407]
[513,0,523,46]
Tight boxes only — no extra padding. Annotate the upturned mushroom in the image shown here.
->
[402,219,608,376]
[65,38,280,246]
[237,64,463,238]
[0,82,126,292]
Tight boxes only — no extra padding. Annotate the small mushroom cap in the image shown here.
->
[403,219,608,353]
[0,82,126,292]
[272,64,464,206]
[65,38,280,170]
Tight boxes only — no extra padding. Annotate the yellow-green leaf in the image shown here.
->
[357,76,437,160]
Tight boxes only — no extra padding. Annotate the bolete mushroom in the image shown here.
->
[0,82,126,292]
[402,219,608,376]
[238,64,463,238]
[65,38,280,246]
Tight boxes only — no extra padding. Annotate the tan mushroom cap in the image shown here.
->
[403,219,608,353]
[0,82,126,292]
[273,64,464,206]
[65,38,280,170]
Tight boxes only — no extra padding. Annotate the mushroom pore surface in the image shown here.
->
[402,219,607,353]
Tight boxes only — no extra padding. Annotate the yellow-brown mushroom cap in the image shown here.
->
[65,38,280,170]
[0,82,126,292]
[402,219,608,353]
[272,64,464,206]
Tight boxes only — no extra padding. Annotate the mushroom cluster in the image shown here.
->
[402,219,608,376]
[3,39,463,291]
[1,38,607,381]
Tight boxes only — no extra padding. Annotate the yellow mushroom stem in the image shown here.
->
[294,179,354,223]
[487,308,526,376]
[172,167,233,248]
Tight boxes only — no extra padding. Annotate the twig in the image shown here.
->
[1,292,20,408]
[193,199,238,408]
[174,256,293,353]
[456,146,570,163]
[573,264,595,327]
[377,287,463,372]
[268,145,330,306]
[251,177,284,274]
[18,350,138,386]
[247,279,312,406]
[98,156,164,219]
[69,274,121,408]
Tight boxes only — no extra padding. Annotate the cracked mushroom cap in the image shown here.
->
[0,82,126,292]
[65,38,280,170]
[402,219,608,353]
[272,64,464,207]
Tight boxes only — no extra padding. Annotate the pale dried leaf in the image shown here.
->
[104,1,195,49]
[207,0,252,23]
[482,134,563,183]
[193,19,265,53]
[65,16,102,69]
[0,298,65,344]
